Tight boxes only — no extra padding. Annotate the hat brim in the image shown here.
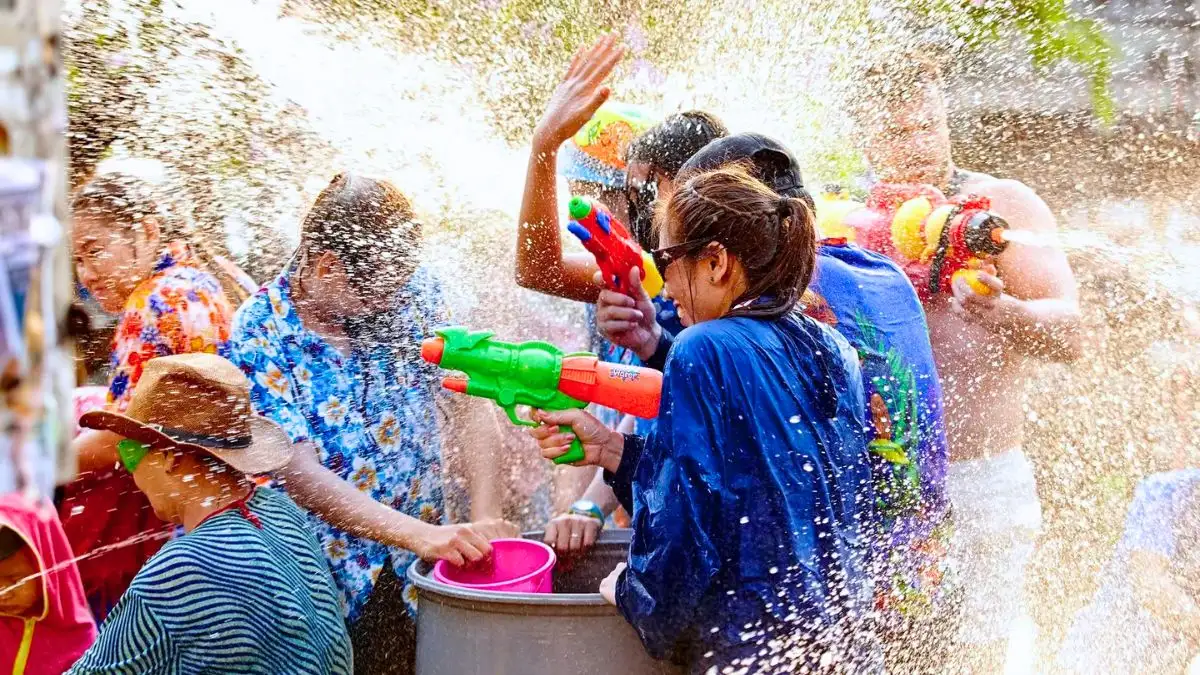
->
[79,411,294,475]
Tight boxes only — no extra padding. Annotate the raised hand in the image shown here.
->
[533,33,625,151]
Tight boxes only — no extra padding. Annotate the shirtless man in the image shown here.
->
[855,54,1083,670]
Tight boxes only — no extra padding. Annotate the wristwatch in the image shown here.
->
[567,499,605,526]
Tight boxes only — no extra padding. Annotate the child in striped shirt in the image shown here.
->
[69,353,352,674]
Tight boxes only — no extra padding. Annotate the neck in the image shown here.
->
[179,480,253,532]
[875,160,957,192]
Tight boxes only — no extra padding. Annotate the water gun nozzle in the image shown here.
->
[568,197,592,221]
[442,375,469,394]
[421,337,445,365]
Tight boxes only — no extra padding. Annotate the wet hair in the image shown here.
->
[626,111,729,180]
[72,173,252,306]
[299,173,420,290]
[72,173,179,238]
[853,47,944,122]
[625,111,729,249]
[658,165,817,320]
[0,527,24,562]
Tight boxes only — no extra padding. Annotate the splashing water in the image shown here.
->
[58,0,1200,673]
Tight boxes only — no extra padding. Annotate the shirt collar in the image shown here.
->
[152,241,196,274]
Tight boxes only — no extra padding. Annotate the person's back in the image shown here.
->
[806,241,955,665]
[71,488,350,674]
[808,244,950,526]
[628,312,874,668]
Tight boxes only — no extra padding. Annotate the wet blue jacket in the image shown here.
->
[605,312,874,670]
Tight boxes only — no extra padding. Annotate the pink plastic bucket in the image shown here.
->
[432,538,556,594]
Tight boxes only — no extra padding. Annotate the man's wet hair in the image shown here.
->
[299,172,420,286]
[624,111,728,249]
[859,46,943,92]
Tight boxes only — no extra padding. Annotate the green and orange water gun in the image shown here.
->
[421,327,662,464]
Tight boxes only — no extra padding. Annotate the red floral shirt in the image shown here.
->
[62,242,237,621]
[106,242,235,409]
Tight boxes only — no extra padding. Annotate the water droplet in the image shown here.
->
[739,516,750,524]
[788,415,801,423]
[802,462,814,472]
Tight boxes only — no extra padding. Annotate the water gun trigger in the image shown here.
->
[503,406,584,465]
[500,403,536,428]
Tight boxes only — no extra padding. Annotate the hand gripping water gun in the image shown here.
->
[815,184,1010,301]
[566,195,665,298]
[420,327,662,464]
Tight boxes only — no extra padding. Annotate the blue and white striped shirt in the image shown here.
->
[69,488,353,674]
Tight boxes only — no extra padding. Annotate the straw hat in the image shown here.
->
[80,353,293,474]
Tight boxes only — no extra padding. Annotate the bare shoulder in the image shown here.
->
[961,172,1055,232]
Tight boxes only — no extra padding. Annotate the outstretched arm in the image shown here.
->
[516,34,624,303]
[278,443,497,566]
[952,179,1082,361]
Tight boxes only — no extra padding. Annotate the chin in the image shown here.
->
[92,289,126,314]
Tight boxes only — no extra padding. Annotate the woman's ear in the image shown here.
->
[710,244,734,284]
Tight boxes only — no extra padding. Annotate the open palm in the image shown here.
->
[535,33,625,149]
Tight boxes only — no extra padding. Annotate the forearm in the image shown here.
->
[278,447,427,551]
[452,399,503,521]
[515,133,599,303]
[71,430,121,475]
[603,433,640,513]
[993,295,1082,361]
[641,327,674,370]
[579,467,621,515]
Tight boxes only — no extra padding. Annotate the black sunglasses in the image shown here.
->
[651,239,715,276]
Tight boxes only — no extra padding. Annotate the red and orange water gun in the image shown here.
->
[566,196,665,298]
[816,184,1010,301]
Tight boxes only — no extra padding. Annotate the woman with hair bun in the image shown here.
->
[531,166,878,673]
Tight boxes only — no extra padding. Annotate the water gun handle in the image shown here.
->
[554,430,586,465]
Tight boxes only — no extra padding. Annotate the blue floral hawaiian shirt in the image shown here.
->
[229,264,448,622]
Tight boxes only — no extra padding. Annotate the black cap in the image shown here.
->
[679,133,807,200]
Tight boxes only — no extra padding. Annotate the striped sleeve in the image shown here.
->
[68,591,177,674]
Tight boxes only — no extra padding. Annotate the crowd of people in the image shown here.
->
[0,29,1194,675]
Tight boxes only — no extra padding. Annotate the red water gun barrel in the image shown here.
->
[565,196,664,297]
[559,355,662,419]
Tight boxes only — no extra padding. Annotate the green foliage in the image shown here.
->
[895,0,1116,121]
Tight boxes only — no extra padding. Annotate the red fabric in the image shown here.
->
[194,487,261,530]
[0,493,97,674]
[57,472,168,621]
[62,389,169,620]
